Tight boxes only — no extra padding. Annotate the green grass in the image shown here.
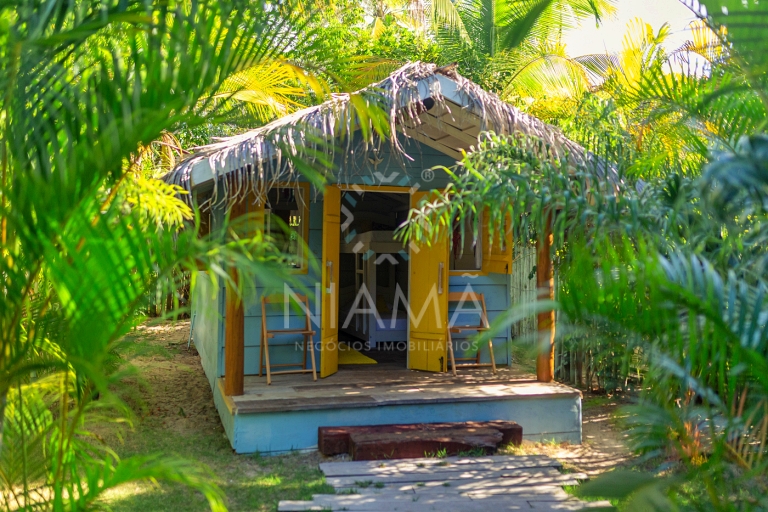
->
[562,484,619,506]
[101,321,335,511]
[424,448,448,459]
[509,342,537,373]
[582,395,614,408]
[456,447,487,457]
[105,426,332,512]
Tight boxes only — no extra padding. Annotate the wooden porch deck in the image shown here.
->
[220,365,579,415]
[214,362,583,454]
[214,352,581,453]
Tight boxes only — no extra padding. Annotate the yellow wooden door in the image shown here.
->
[320,185,341,377]
[408,191,450,372]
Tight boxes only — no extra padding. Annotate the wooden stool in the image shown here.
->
[447,292,497,376]
[259,294,317,385]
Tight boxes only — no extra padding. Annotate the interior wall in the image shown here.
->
[337,192,411,342]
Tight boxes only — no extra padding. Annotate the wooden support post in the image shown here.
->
[224,198,247,396]
[536,223,555,383]
[224,269,244,395]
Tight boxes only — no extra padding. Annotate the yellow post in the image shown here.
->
[320,185,341,378]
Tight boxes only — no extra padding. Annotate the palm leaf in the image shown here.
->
[1,0,329,508]
[682,0,768,98]
[497,0,557,51]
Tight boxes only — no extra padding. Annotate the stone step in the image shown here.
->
[320,455,561,477]
[327,469,586,489]
[279,494,611,511]
[318,421,523,460]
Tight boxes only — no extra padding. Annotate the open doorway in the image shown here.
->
[338,191,410,367]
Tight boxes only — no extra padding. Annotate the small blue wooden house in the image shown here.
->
[165,63,589,454]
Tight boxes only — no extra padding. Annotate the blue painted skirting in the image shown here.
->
[216,389,582,455]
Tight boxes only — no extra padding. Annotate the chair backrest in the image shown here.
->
[262,293,308,304]
[261,293,312,333]
[447,291,488,328]
[448,291,483,303]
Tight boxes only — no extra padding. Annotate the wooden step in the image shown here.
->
[318,421,523,460]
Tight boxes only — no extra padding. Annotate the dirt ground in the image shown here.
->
[501,396,634,475]
[109,319,634,510]
[122,320,224,436]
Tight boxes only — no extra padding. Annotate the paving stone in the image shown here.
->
[279,455,601,512]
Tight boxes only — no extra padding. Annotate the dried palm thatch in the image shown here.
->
[163,61,609,207]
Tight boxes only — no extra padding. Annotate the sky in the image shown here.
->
[562,0,699,57]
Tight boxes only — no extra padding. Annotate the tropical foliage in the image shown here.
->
[433,0,615,90]
[402,0,768,508]
[0,0,318,508]
[4,0,768,509]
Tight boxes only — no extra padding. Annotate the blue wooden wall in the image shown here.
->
[448,273,511,365]
[191,272,224,389]
[240,198,325,376]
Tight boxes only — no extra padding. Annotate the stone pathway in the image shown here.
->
[279,455,611,511]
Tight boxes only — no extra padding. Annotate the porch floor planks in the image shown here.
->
[229,367,579,414]
[278,455,609,512]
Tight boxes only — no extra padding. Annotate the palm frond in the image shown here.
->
[1,0,326,507]
[681,0,768,102]
[501,49,592,104]
[429,0,470,34]
[215,59,331,124]
[672,19,728,65]
[497,0,558,52]
[632,66,766,150]
[572,53,620,84]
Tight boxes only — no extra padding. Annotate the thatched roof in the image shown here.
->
[163,62,608,206]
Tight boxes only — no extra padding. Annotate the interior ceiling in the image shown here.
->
[400,99,485,160]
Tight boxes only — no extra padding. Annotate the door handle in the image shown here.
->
[438,262,444,294]
[326,260,333,293]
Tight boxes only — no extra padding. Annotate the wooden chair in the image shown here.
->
[447,292,497,376]
[259,294,317,385]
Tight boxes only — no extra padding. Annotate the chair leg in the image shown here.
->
[259,334,264,377]
[488,339,497,375]
[264,336,272,386]
[447,332,457,377]
[308,335,317,381]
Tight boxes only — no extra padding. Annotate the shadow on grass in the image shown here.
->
[106,427,331,512]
